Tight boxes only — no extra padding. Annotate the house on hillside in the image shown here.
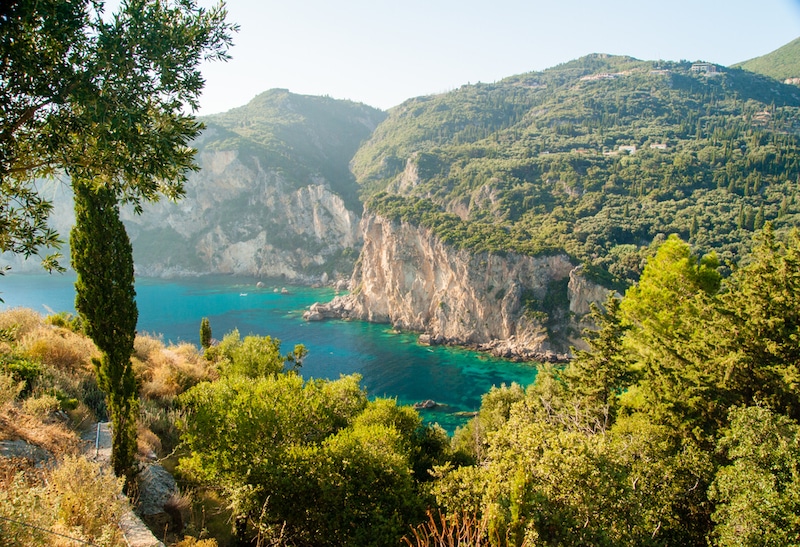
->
[691,62,719,74]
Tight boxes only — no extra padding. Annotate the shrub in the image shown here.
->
[0,357,42,395]
[23,393,60,418]
[134,332,164,362]
[49,455,126,544]
[20,326,97,370]
[0,308,42,342]
[0,371,24,408]
[45,311,84,333]
[0,473,53,545]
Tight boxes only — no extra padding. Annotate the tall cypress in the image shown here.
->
[70,178,138,480]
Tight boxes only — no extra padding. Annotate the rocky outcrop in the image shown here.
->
[305,213,611,360]
[124,143,362,283]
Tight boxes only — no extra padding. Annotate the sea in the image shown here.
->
[1,273,539,432]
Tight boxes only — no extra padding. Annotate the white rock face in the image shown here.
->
[323,213,610,355]
[122,146,362,282]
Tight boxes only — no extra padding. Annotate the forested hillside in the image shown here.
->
[735,36,800,82]
[354,55,800,287]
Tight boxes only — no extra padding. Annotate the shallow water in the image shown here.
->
[2,273,539,432]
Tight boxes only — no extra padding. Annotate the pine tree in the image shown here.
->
[71,179,138,481]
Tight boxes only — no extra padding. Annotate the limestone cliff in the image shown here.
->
[2,91,385,282]
[124,138,362,282]
[307,213,611,359]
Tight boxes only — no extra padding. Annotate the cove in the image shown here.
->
[2,273,539,432]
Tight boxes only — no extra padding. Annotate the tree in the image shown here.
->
[179,373,433,545]
[7,0,236,477]
[0,0,236,268]
[70,179,138,480]
[199,317,212,349]
[711,225,800,417]
[620,235,723,440]
[564,294,632,429]
[709,406,800,546]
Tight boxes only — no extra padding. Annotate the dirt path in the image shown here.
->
[86,422,165,547]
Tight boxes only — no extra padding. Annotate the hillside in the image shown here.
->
[353,54,800,287]
[3,91,387,281]
[734,36,800,82]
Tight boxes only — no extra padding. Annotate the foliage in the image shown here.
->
[0,0,236,270]
[432,229,800,546]
[179,371,446,545]
[199,317,212,349]
[0,370,23,408]
[355,55,800,288]
[708,405,800,546]
[734,37,800,81]
[71,180,139,480]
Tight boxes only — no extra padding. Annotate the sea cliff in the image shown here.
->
[305,213,611,361]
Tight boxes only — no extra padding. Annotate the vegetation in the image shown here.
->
[0,0,236,271]
[4,226,800,545]
[433,226,800,545]
[199,317,212,349]
[71,181,139,481]
[734,36,800,81]
[355,55,800,287]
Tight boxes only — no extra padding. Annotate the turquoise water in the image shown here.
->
[1,273,539,432]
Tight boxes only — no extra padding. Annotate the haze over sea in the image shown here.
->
[3,273,539,431]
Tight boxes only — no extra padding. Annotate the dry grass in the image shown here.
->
[0,407,82,458]
[403,510,535,547]
[20,325,98,371]
[134,332,165,362]
[138,423,163,460]
[140,342,215,402]
[0,307,43,341]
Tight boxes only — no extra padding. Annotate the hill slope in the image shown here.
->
[4,91,386,280]
[353,54,800,288]
[125,90,385,279]
[734,37,800,81]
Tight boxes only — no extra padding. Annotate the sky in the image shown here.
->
[194,0,800,115]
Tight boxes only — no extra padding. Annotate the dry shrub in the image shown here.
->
[134,332,165,361]
[403,510,535,547]
[175,537,219,547]
[0,307,42,341]
[0,371,24,408]
[0,472,54,545]
[140,343,215,402]
[22,393,60,418]
[20,325,98,371]
[49,455,126,545]
[137,423,163,459]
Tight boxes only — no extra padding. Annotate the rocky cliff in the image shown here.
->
[3,91,385,282]
[306,213,611,359]
[124,136,362,282]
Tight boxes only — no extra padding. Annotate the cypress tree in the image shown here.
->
[71,179,138,481]
[200,317,212,349]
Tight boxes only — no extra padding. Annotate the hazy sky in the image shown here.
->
[195,0,800,115]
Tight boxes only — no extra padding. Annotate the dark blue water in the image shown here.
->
[1,273,539,431]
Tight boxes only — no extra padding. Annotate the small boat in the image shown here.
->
[239,292,248,297]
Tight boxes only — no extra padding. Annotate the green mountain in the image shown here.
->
[203,89,386,212]
[124,90,386,279]
[353,54,800,288]
[734,37,800,82]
